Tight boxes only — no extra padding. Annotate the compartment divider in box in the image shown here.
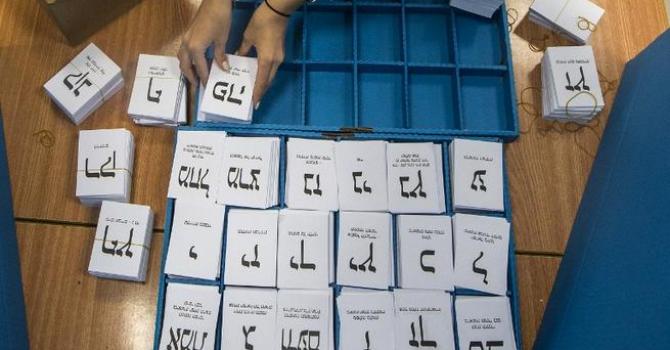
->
[400,1,410,129]
[352,1,360,127]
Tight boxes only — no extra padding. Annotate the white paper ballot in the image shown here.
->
[164,200,225,280]
[394,289,455,350]
[530,0,604,45]
[216,136,280,209]
[397,215,454,291]
[76,128,134,206]
[450,139,504,212]
[88,201,153,282]
[167,130,227,203]
[334,140,389,212]
[337,211,393,290]
[275,289,334,350]
[455,296,517,350]
[222,287,277,350]
[201,54,258,123]
[285,138,339,211]
[224,209,279,287]
[277,210,333,289]
[337,290,396,350]
[159,283,221,350]
[453,214,510,295]
[387,143,446,214]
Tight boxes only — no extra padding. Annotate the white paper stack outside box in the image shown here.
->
[285,138,339,211]
[275,289,334,350]
[44,43,123,124]
[337,290,396,350]
[76,129,134,206]
[450,0,503,18]
[164,200,225,280]
[201,54,258,123]
[394,289,455,350]
[159,283,220,350]
[455,296,518,350]
[450,138,504,212]
[542,46,604,123]
[128,54,186,127]
[222,287,277,350]
[529,0,605,45]
[88,201,153,282]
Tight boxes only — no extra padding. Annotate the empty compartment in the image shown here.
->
[357,8,403,62]
[254,64,304,126]
[408,67,459,129]
[405,8,454,64]
[306,64,354,127]
[460,69,513,131]
[284,11,305,61]
[455,9,505,66]
[358,66,404,128]
[306,7,353,61]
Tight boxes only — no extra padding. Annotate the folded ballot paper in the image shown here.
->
[200,54,258,123]
[450,138,504,212]
[88,201,153,282]
[334,140,389,212]
[529,0,605,45]
[394,289,455,350]
[337,290,396,350]
[455,296,517,350]
[128,54,187,127]
[276,289,334,350]
[76,129,134,206]
[222,287,277,350]
[541,46,604,123]
[285,138,339,211]
[450,0,504,18]
[159,283,220,350]
[44,43,123,124]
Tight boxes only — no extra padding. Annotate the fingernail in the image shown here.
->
[222,61,230,72]
[254,102,260,110]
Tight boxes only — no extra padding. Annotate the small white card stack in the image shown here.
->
[217,136,280,209]
[529,0,605,45]
[334,140,389,212]
[542,46,604,123]
[159,283,220,350]
[222,287,277,350]
[224,209,279,287]
[286,138,339,211]
[164,200,225,280]
[387,142,446,214]
[337,289,396,350]
[397,215,454,291]
[76,129,134,206]
[394,289,455,350]
[168,130,227,204]
[128,54,186,127]
[44,43,123,124]
[201,54,258,123]
[450,0,503,18]
[455,296,517,350]
[337,212,393,290]
[453,213,510,295]
[276,289,334,350]
[450,138,504,212]
[88,201,153,282]
[277,209,334,289]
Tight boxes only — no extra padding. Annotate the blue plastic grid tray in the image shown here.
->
[195,0,518,139]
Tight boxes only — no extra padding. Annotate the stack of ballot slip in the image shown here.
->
[285,138,339,211]
[216,136,280,209]
[337,289,396,350]
[394,289,455,350]
[223,209,279,287]
[44,43,123,124]
[387,142,446,214]
[128,54,187,127]
[334,140,389,212]
[455,296,517,350]
[164,200,225,280]
[529,0,604,45]
[453,213,510,295]
[276,289,334,350]
[450,138,504,212]
[541,46,604,123]
[277,209,334,289]
[88,201,153,282]
[159,283,221,350]
[200,55,258,123]
[337,212,394,290]
[76,129,134,206]
[397,215,454,291]
[450,0,504,18]
[167,130,227,204]
[222,287,277,350]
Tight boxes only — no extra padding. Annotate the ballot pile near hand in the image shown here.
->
[529,0,605,45]
[450,0,504,18]
[44,43,123,124]
[200,54,258,123]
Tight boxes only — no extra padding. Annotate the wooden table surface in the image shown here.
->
[1,0,667,349]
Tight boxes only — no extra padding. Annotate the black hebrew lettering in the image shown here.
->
[63,71,92,97]
[189,245,198,260]
[281,329,297,350]
[166,328,208,350]
[243,325,256,350]
[101,225,118,256]
[352,171,372,194]
[213,81,246,105]
[227,167,261,191]
[420,250,436,273]
[147,77,162,103]
[470,170,487,192]
[178,166,211,198]
[469,341,504,350]
[303,173,323,196]
[409,315,437,348]
[364,330,371,350]
[565,66,591,92]
[400,170,426,199]
[472,251,488,285]
[85,158,100,178]
[349,242,376,273]
[290,239,316,271]
[241,244,261,268]
[115,227,134,258]
[99,151,116,178]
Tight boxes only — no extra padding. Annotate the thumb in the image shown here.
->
[214,30,230,71]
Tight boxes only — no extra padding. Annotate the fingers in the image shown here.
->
[252,57,272,107]
[177,47,197,86]
[192,51,210,85]
[214,26,231,71]
[237,37,253,56]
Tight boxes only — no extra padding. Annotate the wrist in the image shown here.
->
[262,0,301,17]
